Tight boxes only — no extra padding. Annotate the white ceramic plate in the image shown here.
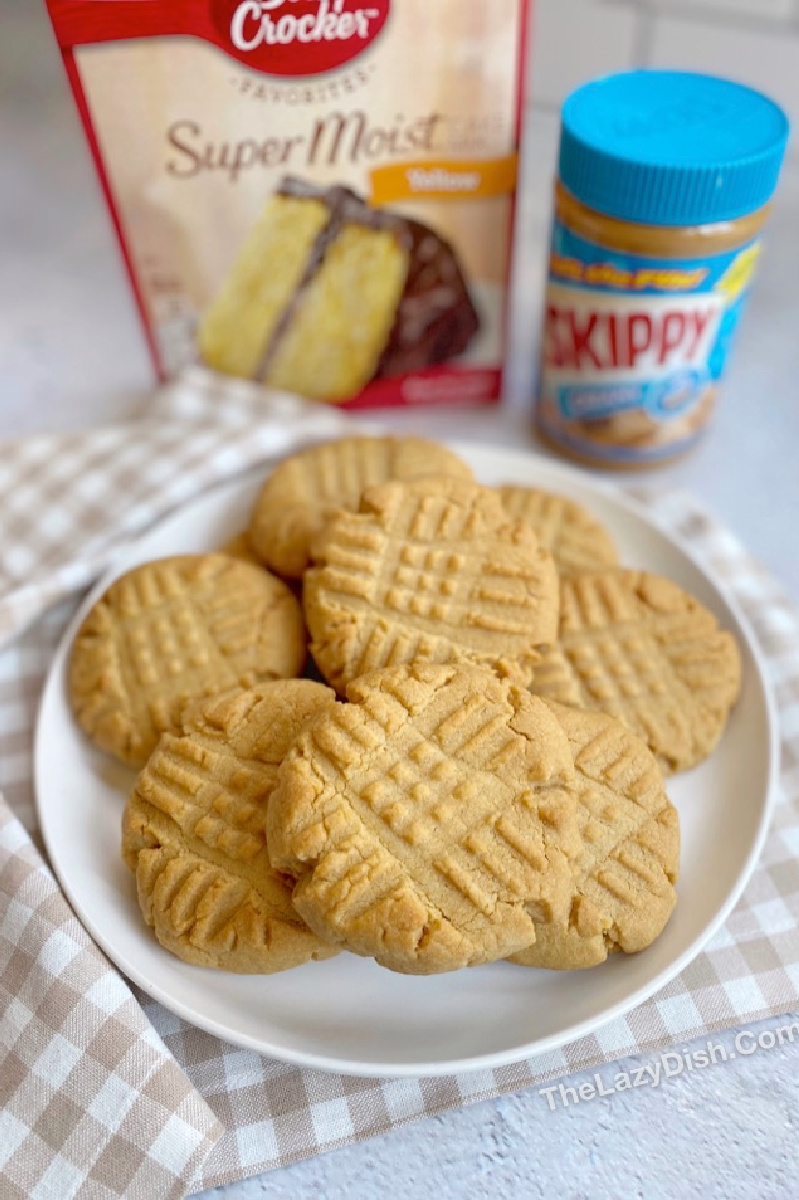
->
[35,445,778,1077]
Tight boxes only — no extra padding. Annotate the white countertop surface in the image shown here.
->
[3,3,799,1196]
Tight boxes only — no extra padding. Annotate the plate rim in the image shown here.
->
[34,445,780,1077]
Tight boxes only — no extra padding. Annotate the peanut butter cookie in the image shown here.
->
[304,476,559,695]
[69,554,306,766]
[218,531,260,566]
[498,485,619,576]
[528,570,741,772]
[249,435,473,578]
[267,663,581,974]
[123,682,338,972]
[510,701,679,969]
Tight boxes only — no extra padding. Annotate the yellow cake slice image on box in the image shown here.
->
[197,177,479,403]
[198,190,332,382]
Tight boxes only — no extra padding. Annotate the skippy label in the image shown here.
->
[538,218,761,463]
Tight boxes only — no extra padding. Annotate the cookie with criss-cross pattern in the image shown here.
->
[528,570,741,773]
[249,435,473,579]
[303,476,559,695]
[69,554,306,767]
[123,682,339,972]
[498,485,619,577]
[267,662,583,974]
[509,701,679,970]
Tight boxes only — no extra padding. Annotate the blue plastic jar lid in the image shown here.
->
[559,70,790,227]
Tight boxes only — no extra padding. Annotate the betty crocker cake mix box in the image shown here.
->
[45,1,531,408]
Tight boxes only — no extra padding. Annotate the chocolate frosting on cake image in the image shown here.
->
[376,215,480,379]
[197,177,480,402]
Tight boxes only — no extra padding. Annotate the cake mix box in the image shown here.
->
[45,0,531,408]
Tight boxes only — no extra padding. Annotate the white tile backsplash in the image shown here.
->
[650,15,799,130]
[530,0,641,107]
[530,0,798,155]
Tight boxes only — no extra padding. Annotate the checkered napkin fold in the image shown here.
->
[2,368,799,1199]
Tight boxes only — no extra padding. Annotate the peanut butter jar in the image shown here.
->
[536,70,790,468]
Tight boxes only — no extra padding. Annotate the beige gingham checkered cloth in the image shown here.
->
[2,369,799,1198]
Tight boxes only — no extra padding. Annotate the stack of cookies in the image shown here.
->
[68,436,741,975]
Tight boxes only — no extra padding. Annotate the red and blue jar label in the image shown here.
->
[537,217,761,464]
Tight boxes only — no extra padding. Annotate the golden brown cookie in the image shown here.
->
[122,682,339,972]
[267,662,582,975]
[304,476,559,695]
[219,532,305,605]
[219,531,260,566]
[509,701,679,969]
[528,570,741,773]
[498,485,619,576]
[69,554,307,767]
[249,435,473,578]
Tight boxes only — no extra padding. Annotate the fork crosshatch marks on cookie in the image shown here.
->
[122,682,339,972]
[304,478,559,693]
[530,571,741,772]
[267,664,585,974]
[69,555,306,766]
